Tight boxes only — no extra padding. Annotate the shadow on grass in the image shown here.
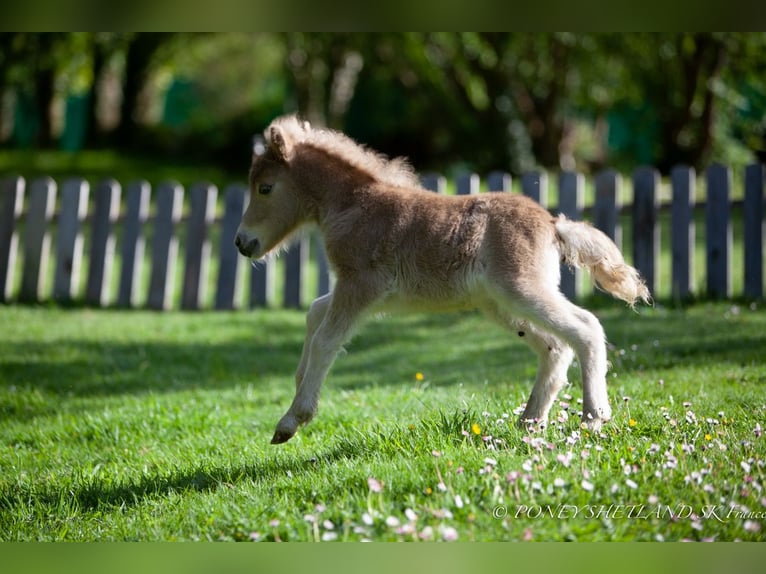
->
[0,313,527,401]
[0,433,380,516]
[0,339,300,397]
[2,306,764,410]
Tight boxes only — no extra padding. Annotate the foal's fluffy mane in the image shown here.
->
[267,115,420,188]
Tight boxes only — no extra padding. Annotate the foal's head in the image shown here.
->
[235,114,419,259]
[235,117,310,259]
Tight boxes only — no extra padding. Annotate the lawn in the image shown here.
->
[0,301,764,541]
[0,149,232,190]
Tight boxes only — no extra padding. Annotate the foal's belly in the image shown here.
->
[375,295,475,314]
[373,286,487,314]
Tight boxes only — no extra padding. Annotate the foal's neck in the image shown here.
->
[295,144,377,215]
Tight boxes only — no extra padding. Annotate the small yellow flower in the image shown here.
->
[705,434,712,441]
[425,487,433,495]
[629,419,637,427]
[471,423,481,435]
[408,423,415,431]
[415,372,424,382]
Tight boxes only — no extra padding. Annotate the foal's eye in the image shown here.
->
[258,183,273,195]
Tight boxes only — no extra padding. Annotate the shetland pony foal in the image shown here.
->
[236,115,650,444]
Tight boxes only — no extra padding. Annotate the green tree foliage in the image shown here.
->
[1,33,764,174]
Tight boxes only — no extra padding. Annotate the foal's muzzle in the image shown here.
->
[234,232,260,258]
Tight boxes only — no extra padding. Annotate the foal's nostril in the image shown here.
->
[234,232,259,257]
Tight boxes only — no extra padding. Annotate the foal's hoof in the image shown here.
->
[581,414,610,433]
[271,428,296,444]
[518,417,547,430]
[271,414,300,444]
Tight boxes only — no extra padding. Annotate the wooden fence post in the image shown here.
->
[671,166,695,300]
[0,176,25,302]
[521,171,548,207]
[632,167,660,298]
[3,165,760,310]
[182,183,218,310]
[744,163,764,299]
[53,178,89,302]
[20,178,56,303]
[456,173,479,195]
[215,184,246,310]
[85,179,121,306]
[148,182,184,310]
[558,171,583,300]
[705,164,732,299]
[487,171,511,192]
[593,169,622,247]
[117,181,151,308]
[592,170,622,302]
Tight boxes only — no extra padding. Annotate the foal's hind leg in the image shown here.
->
[295,292,332,390]
[490,287,611,431]
[524,293,610,430]
[481,305,573,426]
[515,322,575,426]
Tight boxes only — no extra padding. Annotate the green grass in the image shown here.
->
[1,302,765,541]
[0,149,232,190]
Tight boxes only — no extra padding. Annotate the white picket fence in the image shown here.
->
[0,163,763,310]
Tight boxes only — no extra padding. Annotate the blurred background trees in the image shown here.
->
[1,32,764,178]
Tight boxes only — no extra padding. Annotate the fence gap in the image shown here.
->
[705,164,732,299]
[284,239,308,309]
[182,183,218,310]
[632,167,660,297]
[148,182,184,310]
[53,178,89,302]
[670,166,695,301]
[215,184,246,310]
[250,260,274,308]
[521,171,548,207]
[420,174,446,193]
[0,176,25,302]
[558,171,584,300]
[744,163,764,299]
[487,171,511,192]
[118,181,151,308]
[20,177,56,303]
[85,179,121,306]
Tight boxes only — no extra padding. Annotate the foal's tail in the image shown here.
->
[554,215,651,308]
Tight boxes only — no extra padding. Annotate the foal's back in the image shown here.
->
[322,183,556,309]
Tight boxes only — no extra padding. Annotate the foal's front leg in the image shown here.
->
[271,280,375,444]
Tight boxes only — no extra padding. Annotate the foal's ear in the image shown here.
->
[269,125,293,162]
